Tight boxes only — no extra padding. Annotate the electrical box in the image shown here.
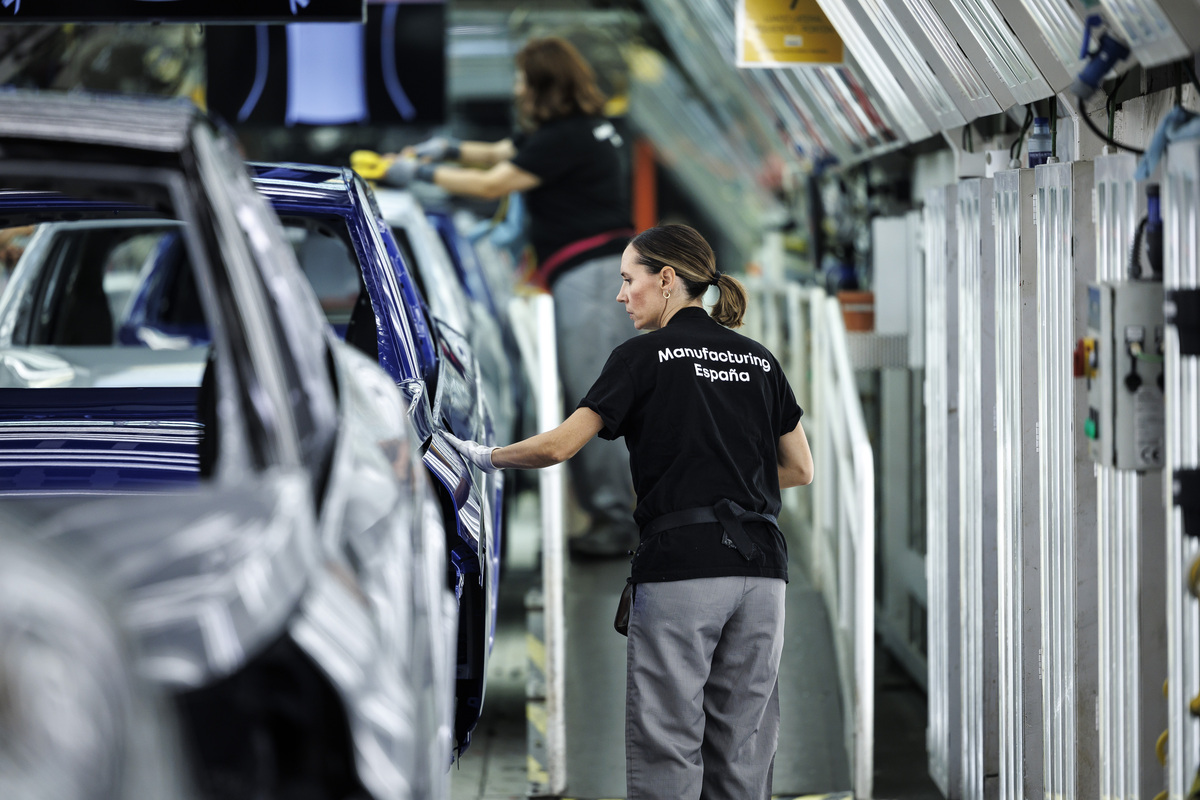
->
[1085,281,1166,470]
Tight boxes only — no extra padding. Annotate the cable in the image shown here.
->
[1130,341,1164,364]
[1129,215,1148,279]
[1050,99,1057,159]
[1107,71,1128,144]
[1184,58,1200,99]
[1078,96,1145,154]
[1010,105,1033,161]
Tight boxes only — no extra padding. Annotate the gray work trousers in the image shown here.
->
[551,255,638,530]
[626,576,786,800]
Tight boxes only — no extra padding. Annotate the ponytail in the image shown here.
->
[710,273,748,329]
[630,224,749,328]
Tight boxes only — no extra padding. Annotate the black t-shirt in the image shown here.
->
[510,115,632,281]
[579,307,803,583]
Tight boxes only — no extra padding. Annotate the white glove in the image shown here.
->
[443,432,500,473]
[412,136,461,161]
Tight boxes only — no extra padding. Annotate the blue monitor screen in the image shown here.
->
[206,0,444,125]
[0,0,364,23]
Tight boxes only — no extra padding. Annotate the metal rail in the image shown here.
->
[745,280,876,798]
[509,293,567,796]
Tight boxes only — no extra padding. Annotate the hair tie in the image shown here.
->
[710,271,724,287]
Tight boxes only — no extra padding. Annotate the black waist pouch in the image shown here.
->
[614,581,635,636]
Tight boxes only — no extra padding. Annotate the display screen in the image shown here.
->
[0,0,364,24]
[206,1,444,126]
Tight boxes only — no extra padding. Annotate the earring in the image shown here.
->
[663,290,671,299]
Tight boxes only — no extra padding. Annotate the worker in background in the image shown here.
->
[383,36,638,558]
[444,224,814,800]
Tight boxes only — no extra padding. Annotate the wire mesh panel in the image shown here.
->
[924,184,960,798]
[993,168,1043,800]
[1094,151,1170,800]
[956,178,999,800]
[1165,139,1200,800]
[1035,160,1099,800]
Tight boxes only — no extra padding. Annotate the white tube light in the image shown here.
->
[927,0,1054,105]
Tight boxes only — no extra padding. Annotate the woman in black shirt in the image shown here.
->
[448,224,814,800]
[387,36,640,558]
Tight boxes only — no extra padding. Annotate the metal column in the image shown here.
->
[873,211,928,687]
[1035,161,1099,800]
[993,168,1044,800]
[1094,151,1169,800]
[956,177,999,800]
[1165,140,1200,800]
[925,184,961,799]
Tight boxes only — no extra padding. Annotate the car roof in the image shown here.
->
[248,163,357,211]
[0,90,200,153]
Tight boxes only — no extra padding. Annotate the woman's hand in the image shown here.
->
[409,136,461,161]
[444,432,501,473]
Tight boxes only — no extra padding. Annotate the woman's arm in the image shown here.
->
[492,407,604,469]
[431,160,541,200]
[778,420,814,488]
[457,138,516,167]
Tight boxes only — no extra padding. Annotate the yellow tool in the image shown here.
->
[350,150,394,182]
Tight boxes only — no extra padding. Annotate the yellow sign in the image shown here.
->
[737,0,844,67]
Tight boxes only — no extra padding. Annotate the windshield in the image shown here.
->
[277,216,362,331]
[0,220,210,386]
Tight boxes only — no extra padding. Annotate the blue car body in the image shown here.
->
[248,163,504,751]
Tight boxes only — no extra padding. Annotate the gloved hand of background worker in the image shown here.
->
[382,157,438,188]
[444,431,501,473]
[405,135,461,162]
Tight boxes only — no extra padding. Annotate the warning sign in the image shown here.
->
[736,0,844,67]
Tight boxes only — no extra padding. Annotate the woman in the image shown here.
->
[386,35,639,558]
[447,224,814,800]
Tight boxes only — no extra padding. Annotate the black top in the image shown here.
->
[580,307,803,583]
[510,115,632,283]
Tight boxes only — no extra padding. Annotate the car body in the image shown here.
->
[373,187,519,446]
[0,91,456,799]
[247,162,503,751]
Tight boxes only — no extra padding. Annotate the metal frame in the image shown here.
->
[1098,0,1199,69]
[1035,160,1100,800]
[956,177,999,800]
[873,212,929,687]
[993,167,1045,800]
[1165,138,1200,800]
[924,184,961,798]
[1093,151,1170,800]
[926,0,1053,105]
[813,0,936,143]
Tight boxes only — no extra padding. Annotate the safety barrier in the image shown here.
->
[508,293,568,796]
[744,279,876,799]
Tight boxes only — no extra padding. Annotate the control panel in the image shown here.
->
[1083,281,1165,470]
